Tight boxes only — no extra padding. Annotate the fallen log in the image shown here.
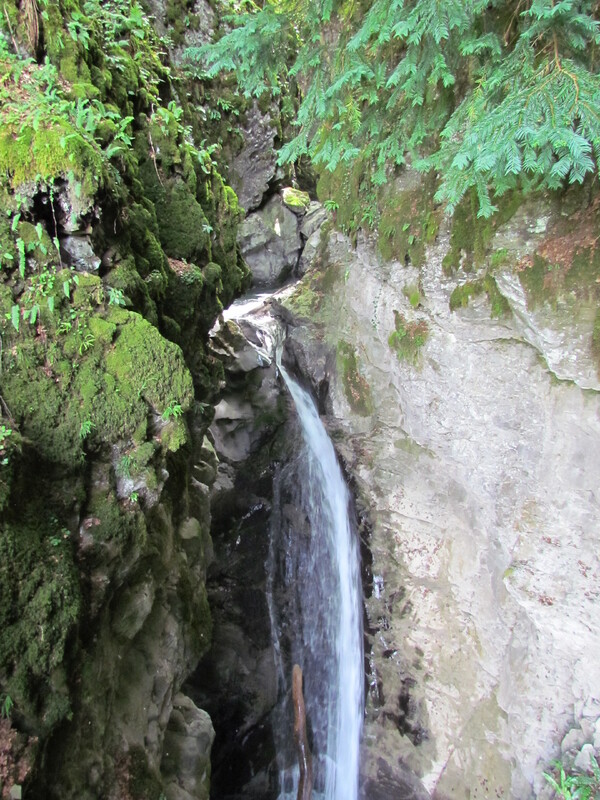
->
[292,664,313,800]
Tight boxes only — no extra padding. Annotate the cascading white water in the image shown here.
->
[271,361,364,800]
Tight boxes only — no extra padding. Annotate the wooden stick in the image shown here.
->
[292,664,313,800]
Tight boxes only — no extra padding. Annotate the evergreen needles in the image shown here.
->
[186,0,600,217]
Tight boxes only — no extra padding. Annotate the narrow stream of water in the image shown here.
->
[270,361,364,800]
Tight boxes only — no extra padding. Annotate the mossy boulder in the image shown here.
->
[282,186,310,213]
[449,275,510,317]
[154,178,211,263]
[1,303,193,468]
[105,310,194,418]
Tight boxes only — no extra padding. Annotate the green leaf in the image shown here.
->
[10,305,19,332]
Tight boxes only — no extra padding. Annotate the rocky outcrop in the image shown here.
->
[238,195,303,286]
[229,104,280,214]
[237,193,329,287]
[144,0,216,64]
[280,212,600,798]
[298,202,328,276]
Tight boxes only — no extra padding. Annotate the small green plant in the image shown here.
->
[388,310,428,364]
[0,424,12,466]
[544,755,600,799]
[78,332,95,354]
[161,401,183,421]
[323,199,339,212]
[79,419,95,439]
[1,693,14,718]
[129,491,139,503]
[117,454,133,478]
[107,286,126,306]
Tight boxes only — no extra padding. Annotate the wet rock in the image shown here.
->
[53,180,97,233]
[574,743,596,773]
[495,270,600,390]
[185,311,290,798]
[145,0,215,64]
[60,234,100,271]
[209,319,272,374]
[297,202,328,273]
[111,579,155,641]
[238,195,302,286]
[161,693,215,800]
[360,758,429,800]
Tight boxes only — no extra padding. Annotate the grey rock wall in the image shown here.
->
[281,222,600,799]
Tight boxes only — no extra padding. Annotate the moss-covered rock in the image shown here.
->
[388,310,428,364]
[443,189,523,274]
[282,186,310,212]
[154,179,211,262]
[337,341,373,416]
[0,0,244,794]
[449,275,510,317]
[0,509,81,734]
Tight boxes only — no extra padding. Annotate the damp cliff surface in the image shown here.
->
[280,208,600,798]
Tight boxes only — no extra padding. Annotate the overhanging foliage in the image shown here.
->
[186,0,600,216]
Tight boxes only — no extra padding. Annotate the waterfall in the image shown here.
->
[270,361,364,800]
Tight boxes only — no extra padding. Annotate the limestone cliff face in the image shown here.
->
[281,208,600,798]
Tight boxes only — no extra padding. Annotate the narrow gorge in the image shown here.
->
[1,1,599,800]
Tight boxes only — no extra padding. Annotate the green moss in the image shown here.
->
[106,312,194,415]
[337,341,373,416]
[126,202,168,281]
[449,276,510,317]
[17,222,55,269]
[484,275,511,317]
[518,254,556,309]
[0,514,81,733]
[86,490,148,546]
[388,310,428,364]
[443,189,522,274]
[88,315,116,345]
[161,418,189,452]
[565,245,600,296]
[285,281,320,318]
[378,178,438,267]
[282,186,310,210]
[154,179,211,262]
[2,342,84,466]
[317,159,367,241]
[127,745,164,800]
[0,122,103,195]
[490,248,510,268]
[318,162,439,263]
[1,305,193,466]
[449,280,485,311]
[403,283,422,308]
